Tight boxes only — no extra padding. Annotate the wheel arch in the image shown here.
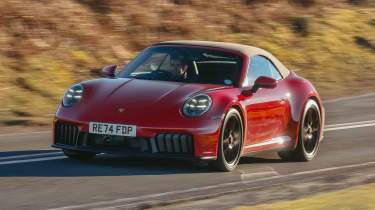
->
[216,102,247,156]
[292,92,325,149]
[231,105,245,129]
[309,95,323,115]
[213,105,245,171]
[229,104,247,156]
[308,95,325,142]
[284,72,325,150]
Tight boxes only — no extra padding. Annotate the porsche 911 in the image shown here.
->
[52,41,325,171]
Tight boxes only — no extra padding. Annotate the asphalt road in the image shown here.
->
[0,93,375,210]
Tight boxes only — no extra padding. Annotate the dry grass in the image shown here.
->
[0,0,374,126]
[233,183,375,210]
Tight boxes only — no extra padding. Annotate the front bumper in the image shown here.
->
[52,119,220,160]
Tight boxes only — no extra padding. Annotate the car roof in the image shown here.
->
[154,40,290,78]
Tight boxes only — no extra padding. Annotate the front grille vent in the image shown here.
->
[54,124,194,156]
[154,134,193,154]
[55,123,80,146]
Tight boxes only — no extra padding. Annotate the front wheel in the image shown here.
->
[278,99,321,161]
[212,108,243,172]
[63,149,96,160]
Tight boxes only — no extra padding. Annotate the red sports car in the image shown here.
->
[52,41,325,171]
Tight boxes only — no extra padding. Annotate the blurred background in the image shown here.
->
[0,0,374,128]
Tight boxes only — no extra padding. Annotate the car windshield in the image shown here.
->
[118,46,243,86]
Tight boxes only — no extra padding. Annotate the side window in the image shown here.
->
[135,53,168,72]
[246,55,282,86]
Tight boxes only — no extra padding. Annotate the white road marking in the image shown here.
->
[0,156,66,165]
[45,160,375,210]
[325,123,375,131]
[324,92,375,104]
[290,161,375,176]
[324,120,375,131]
[0,151,63,161]
[325,119,375,128]
[0,130,50,137]
[240,171,279,180]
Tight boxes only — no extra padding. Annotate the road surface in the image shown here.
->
[0,93,375,210]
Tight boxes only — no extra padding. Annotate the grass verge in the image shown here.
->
[233,184,375,210]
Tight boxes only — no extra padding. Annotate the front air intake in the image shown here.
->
[55,122,80,146]
[154,134,194,154]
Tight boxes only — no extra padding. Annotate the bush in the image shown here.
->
[354,36,375,51]
[172,0,192,5]
[347,0,367,5]
[289,0,316,7]
[290,17,309,36]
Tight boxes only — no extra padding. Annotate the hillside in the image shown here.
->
[0,0,374,126]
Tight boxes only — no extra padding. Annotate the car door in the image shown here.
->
[243,55,290,149]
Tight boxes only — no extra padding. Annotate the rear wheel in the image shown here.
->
[278,99,321,161]
[63,149,96,160]
[212,109,243,172]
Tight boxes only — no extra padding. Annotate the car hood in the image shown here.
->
[69,78,226,125]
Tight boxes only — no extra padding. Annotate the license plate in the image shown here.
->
[89,122,136,137]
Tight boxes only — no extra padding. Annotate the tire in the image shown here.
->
[278,99,321,161]
[212,108,243,172]
[63,149,96,160]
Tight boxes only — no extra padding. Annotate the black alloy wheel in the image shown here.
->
[212,108,243,171]
[278,99,321,161]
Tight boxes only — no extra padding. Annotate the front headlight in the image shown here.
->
[182,94,212,117]
[62,84,83,107]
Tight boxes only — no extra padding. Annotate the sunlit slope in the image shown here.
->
[0,0,374,126]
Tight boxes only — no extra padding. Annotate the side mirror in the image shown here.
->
[102,64,117,78]
[252,76,277,92]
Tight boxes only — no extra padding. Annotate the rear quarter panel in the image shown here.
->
[285,72,325,149]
